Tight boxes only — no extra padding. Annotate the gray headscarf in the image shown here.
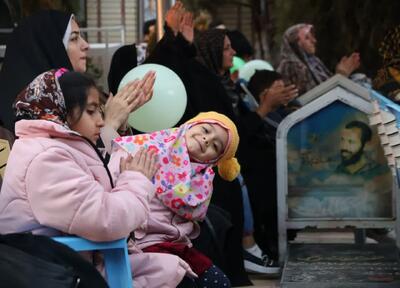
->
[277,24,332,95]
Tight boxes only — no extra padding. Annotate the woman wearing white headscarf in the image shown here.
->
[277,23,360,95]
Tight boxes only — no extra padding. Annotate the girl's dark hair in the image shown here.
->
[247,70,283,103]
[58,71,98,122]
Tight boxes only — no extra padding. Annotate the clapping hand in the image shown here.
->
[104,71,156,131]
[120,148,159,180]
[165,1,185,35]
[256,81,298,118]
[179,12,194,43]
[336,52,361,77]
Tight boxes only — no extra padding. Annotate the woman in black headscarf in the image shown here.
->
[195,28,286,266]
[0,10,73,130]
[145,4,253,285]
[0,10,154,145]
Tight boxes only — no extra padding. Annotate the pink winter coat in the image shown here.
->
[109,149,201,250]
[0,120,189,287]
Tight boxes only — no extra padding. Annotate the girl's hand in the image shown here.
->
[120,148,158,180]
[104,71,156,131]
[137,70,156,108]
[104,80,141,131]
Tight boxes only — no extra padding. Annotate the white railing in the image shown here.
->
[80,25,125,45]
[80,25,126,90]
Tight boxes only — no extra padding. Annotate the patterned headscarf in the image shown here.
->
[379,26,400,66]
[373,26,400,102]
[113,124,215,221]
[277,23,332,95]
[13,69,69,127]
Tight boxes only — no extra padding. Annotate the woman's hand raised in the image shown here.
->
[179,12,194,43]
[335,52,361,77]
[165,1,185,35]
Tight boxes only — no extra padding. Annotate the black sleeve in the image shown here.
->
[145,25,196,69]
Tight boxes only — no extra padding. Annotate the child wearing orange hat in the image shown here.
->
[109,111,240,287]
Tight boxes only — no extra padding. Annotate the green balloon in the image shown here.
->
[230,56,246,74]
[118,64,187,132]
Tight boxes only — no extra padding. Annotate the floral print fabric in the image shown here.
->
[13,68,69,127]
[113,124,215,221]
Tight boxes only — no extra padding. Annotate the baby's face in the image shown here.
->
[185,123,229,163]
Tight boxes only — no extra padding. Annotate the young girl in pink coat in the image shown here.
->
[110,111,240,287]
[0,69,195,288]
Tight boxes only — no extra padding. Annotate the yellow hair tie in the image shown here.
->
[217,158,240,181]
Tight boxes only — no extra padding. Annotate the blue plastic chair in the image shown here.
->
[53,236,132,288]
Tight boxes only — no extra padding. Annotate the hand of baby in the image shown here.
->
[120,148,158,180]
[178,258,198,279]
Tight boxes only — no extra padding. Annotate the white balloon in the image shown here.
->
[118,64,187,132]
[238,59,274,82]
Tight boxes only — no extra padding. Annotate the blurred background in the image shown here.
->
[1,0,400,83]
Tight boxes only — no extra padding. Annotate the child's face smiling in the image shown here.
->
[185,123,229,163]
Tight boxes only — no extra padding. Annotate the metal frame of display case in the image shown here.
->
[276,75,399,263]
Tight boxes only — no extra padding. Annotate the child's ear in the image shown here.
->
[66,109,79,127]
[66,114,73,127]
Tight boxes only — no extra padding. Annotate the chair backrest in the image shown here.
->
[53,236,132,288]
[0,139,10,179]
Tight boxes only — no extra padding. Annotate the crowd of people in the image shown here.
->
[0,1,398,287]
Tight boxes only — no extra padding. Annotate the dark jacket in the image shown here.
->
[0,233,108,288]
[146,27,251,286]
[0,10,73,131]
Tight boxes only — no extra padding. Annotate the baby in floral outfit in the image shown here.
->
[109,111,240,287]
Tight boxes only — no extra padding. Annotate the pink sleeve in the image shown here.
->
[26,147,155,241]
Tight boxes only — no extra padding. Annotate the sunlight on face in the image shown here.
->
[185,122,229,163]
